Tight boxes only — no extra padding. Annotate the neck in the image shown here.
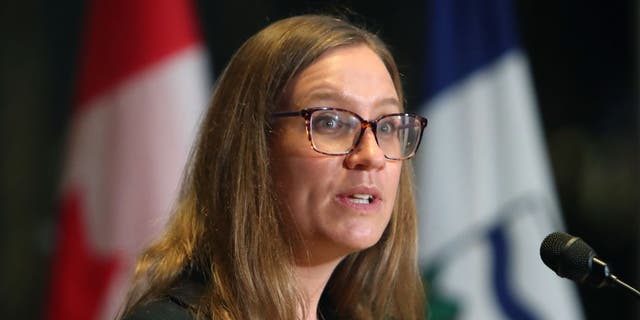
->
[294,257,342,320]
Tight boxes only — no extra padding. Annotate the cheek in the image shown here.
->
[386,163,402,199]
[380,163,403,227]
[270,123,342,194]
[271,155,338,206]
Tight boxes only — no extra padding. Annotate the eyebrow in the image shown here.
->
[302,89,402,110]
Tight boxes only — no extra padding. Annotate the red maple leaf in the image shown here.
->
[46,190,120,320]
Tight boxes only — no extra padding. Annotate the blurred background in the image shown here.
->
[1,0,638,319]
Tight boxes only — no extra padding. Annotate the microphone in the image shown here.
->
[540,232,640,299]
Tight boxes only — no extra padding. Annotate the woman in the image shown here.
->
[121,14,427,320]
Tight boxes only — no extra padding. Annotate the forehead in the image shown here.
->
[285,44,400,113]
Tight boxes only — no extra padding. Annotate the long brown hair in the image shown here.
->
[121,14,424,319]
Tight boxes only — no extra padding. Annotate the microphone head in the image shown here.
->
[540,232,596,283]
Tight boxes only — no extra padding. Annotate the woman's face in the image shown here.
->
[270,44,402,264]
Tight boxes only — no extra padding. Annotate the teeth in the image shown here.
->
[349,194,374,204]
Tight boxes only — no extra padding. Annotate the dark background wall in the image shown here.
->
[1,0,637,319]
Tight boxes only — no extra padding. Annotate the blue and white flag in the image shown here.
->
[416,0,584,319]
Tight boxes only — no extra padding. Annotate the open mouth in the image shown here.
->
[347,194,374,204]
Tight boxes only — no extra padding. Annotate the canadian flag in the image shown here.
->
[46,0,209,319]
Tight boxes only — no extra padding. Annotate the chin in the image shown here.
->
[299,232,384,264]
[336,229,386,253]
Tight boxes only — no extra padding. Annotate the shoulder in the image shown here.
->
[122,297,195,320]
[124,269,207,320]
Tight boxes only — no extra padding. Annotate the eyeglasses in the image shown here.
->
[271,107,428,160]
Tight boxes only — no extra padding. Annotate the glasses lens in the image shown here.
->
[376,115,423,159]
[309,109,360,154]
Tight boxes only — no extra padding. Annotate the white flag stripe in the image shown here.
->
[418,51,562,262]
[63,46,207,252]
[418,49,584,319]
[61,46,208,320]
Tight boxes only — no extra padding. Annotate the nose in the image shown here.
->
[344,128,386,170]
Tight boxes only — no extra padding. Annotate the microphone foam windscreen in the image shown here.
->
[540,232,595,282]
[540,232,573,270]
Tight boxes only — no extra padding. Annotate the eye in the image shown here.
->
[378,120,397,136]
[313,114,342,132]
[311,111,359,138]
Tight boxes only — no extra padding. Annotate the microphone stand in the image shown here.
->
[592,257,640,300]
[611,277,640,299]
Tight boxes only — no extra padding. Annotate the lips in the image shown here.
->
[348,194,374,204]
[336,186,382,210]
